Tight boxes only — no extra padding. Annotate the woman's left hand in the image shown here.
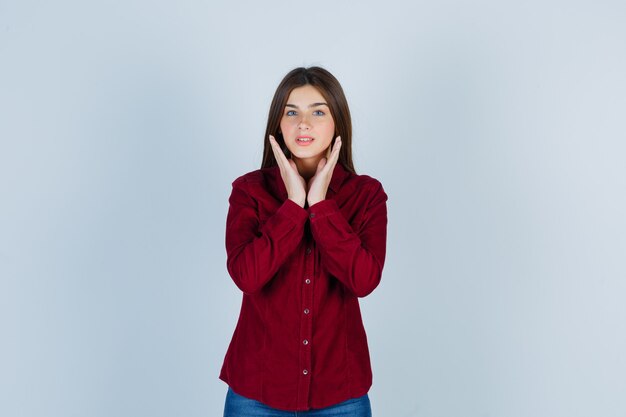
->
[306,136,342,207]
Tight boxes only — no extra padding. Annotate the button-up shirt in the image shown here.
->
[219,162,388,411]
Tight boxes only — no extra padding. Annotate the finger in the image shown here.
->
[316,157,327,172]
[333,136,342,152]
[324,137,341,163]
[269,135,280,157]
[319,139,340,175]
[269,135,283,157]
[330,136,342,162]
[269,135,289,169]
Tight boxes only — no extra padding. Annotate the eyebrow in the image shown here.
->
[285,102,329,109]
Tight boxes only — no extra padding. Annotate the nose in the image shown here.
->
[298,115,311,130]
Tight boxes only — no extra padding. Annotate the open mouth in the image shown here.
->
[296,137,314,146]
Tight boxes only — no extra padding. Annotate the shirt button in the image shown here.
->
[303,339,309,345]
[305,279,311,284]
[304,308,310,314]
[305,247,312,255]
[309,213,315,219]
[303,369,309,375]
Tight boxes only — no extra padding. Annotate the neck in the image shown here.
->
[293,156,323,181]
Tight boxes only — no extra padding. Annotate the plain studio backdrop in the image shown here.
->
[1,1,625,416]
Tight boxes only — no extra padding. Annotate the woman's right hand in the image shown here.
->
[269,135,306,207]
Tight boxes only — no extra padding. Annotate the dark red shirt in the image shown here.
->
[219,162,388,411]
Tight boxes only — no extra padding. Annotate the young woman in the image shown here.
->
[220,66,388,416]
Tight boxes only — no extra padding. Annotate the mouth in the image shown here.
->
[296,136,314,146]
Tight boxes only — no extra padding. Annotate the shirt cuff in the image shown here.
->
[307,199,340,220]
[278,198,309,225]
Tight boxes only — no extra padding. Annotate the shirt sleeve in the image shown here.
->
[308,180,388,297]
[225,177,309,294]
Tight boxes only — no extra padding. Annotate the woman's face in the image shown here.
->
[280,85,335,163]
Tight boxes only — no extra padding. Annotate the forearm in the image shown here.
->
[309,195,387,297]
[226,190,308,294]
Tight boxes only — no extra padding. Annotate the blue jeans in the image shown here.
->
[223,387,372,417]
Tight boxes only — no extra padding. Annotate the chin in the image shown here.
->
[292,150,323,160]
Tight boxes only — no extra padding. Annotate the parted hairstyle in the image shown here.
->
[260,66,356,174]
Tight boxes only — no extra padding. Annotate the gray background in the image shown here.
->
[1,1,625,416]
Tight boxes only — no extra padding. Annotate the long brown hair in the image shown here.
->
[260,66,356,174]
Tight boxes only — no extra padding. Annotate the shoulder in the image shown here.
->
[344,172,387,201]
[229,167,282,203]
[349,173,384,188]
[231,167,276,187]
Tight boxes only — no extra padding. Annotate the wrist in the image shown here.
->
[307,196,324,207]
[289,195,306,208]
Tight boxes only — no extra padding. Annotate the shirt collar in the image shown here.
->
[271,162,349,199]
